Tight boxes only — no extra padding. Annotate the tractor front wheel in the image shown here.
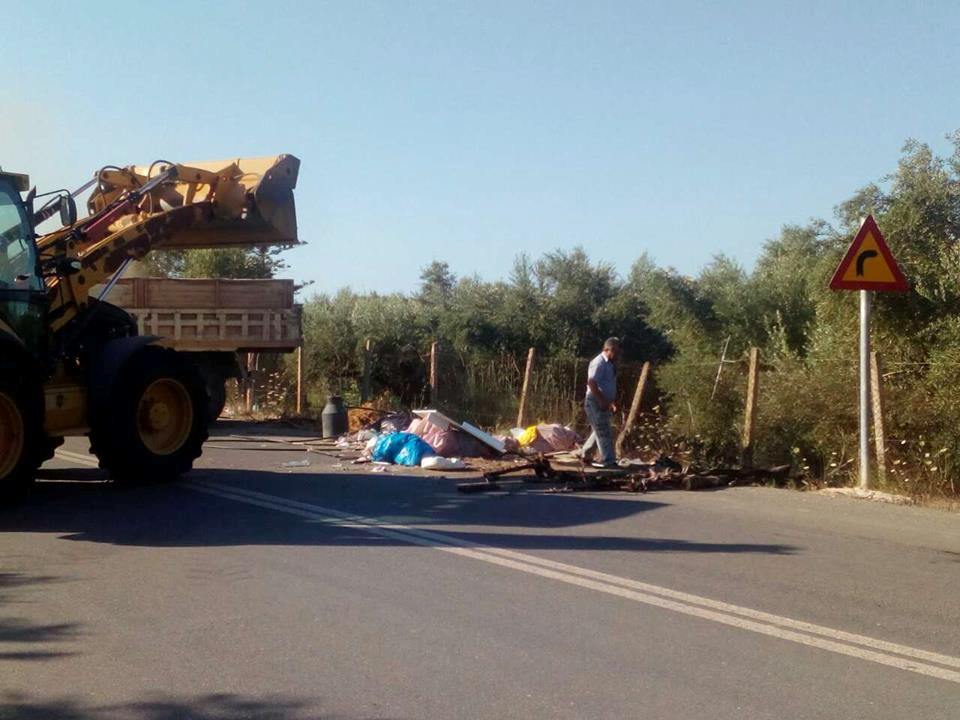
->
[90,348,209,482]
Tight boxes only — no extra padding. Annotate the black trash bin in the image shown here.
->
[321,395,348,439]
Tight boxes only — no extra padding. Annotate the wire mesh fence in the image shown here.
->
[432,349,654,432]
[243,339,960,496]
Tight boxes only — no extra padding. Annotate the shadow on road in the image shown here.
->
[0,572,79,662]
[2,467,797,556]
[0,691,388,720]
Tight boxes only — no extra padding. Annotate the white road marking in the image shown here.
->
[181,478,960,685]
[48,451,960,684]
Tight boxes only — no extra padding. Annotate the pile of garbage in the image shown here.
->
[336,409,583,472]
[508,423,581,454]
[326,408,791,494]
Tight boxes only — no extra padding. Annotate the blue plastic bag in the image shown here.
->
[370,432,409,463]
[395,434,435,467]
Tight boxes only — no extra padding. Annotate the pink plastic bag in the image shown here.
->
[431,430,464,457]
[536,424,581,451]
[408,418,498,457]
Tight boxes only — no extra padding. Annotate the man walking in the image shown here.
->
[582,337,621,468]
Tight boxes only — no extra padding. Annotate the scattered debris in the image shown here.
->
[459,422,506,454]
[348,405,391,432]
[456,455,795,495]
[457,455,559,493]
[820,487,914,505]
[421,456,468,471]
[280,459,311,468]
[413,409,455,430]
[410,410,506,454]
[513,424,582,453]
[258,408,795,495]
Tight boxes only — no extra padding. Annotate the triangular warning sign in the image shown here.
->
[830,215,908,292]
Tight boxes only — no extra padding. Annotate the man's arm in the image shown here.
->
[587,378,611,410]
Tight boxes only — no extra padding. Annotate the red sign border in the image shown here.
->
[829,215,908,292]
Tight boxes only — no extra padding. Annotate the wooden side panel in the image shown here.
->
[90,277,300,352]
[106,278,295,309]
[104,282,135,307]
[126,306,302,352]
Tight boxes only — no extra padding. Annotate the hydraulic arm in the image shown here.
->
[38,155,299,334]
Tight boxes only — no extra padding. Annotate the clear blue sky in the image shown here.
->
[3,1,959,295]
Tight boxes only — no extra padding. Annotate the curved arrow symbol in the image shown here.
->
[856,250,878,276]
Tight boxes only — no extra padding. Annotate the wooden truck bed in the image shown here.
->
[103,278,302,352]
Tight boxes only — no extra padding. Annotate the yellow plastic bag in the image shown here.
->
[517,425,540,447]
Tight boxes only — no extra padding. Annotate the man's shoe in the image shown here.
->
[591,461,619,469]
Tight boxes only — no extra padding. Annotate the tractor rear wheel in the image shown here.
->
[90,348,209,482]
[0,377,43,500]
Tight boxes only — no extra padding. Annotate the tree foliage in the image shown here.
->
[140,247,287,280]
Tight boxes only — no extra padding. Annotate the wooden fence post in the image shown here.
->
[741,347,760,468]
[361,339,372,402]
[429,341,439,406]
[516,347,536,428]
[616,361,651,457]
[710,337,731,401]
[870,351,887,484]
[245,351,255,413]
[296,346,305,415]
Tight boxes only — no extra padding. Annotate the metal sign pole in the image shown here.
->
[830,215,905,491]
[859,290,872,490]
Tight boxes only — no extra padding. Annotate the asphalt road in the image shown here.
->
[2,421,959,719]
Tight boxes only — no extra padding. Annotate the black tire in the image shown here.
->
[89,347,209,482]
[207,378,227,422]
[196,364,227,423]
[0,376,44,501]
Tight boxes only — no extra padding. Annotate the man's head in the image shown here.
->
[602,337,621,362]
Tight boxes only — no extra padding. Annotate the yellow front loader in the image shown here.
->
[0,155,299,497]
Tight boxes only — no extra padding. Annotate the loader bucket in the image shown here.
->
[137,154,301,250]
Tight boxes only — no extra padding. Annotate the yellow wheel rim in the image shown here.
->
[136,379,193,456]
[0,391,25,479]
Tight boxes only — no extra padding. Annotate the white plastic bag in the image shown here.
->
[421,456,467,471]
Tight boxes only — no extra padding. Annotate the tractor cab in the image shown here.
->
[0,170,46,355]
